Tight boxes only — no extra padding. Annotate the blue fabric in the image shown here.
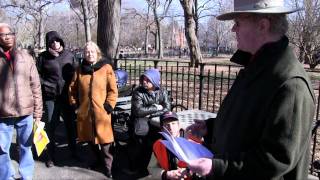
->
[142,68,161,89]
[115,69,128,88]
[159,131,213,163]
[0,115,34,180]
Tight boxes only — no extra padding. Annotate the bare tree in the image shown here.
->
[146,0,173,59]
[179,0,202,67]
[193,0,219,36]
[288,0,320,68]
[144,5,151,55]
[46,14,86,48]
[0,0,63,48]
[120,0,175,58]
[119,9,146,51]
[0,8,6,22]
[97,0,121,61]
[206,0,233,56]
[207,16,233,56]
[123,6,153,56]
[69,0,98,42]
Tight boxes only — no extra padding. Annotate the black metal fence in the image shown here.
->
[114,58,320,175]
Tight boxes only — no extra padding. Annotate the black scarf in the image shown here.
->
[81,58,111,75]
[230,36,289,67]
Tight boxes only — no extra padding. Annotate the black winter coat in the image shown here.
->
[131,86,171,119]
[207,37,315,180]
[37,50,77,101]
[37,31,78,101]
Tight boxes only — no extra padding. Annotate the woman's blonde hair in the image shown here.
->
[84,41,103,61]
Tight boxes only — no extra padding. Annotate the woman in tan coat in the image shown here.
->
[69,41,118,178]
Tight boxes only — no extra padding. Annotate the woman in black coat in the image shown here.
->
[37,31,79,167]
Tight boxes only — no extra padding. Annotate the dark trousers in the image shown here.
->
[59,99,77,155]
[43,100,59,160]
[42,99,77,160]
[129,124,161,173]
[90,143,113,173]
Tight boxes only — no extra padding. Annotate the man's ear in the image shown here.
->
[258,18,271,34]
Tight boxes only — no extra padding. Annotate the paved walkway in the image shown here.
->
[10,122,161,180]
[9,121,320,180]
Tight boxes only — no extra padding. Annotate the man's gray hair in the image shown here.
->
[0,23,14,32]
[250,14,289,35]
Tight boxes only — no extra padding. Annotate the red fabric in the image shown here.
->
[177,160,188,168]
[153,139,191,180]
[4,51,11,61]
[153,140,170,170]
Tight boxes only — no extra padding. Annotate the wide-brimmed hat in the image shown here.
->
[217,0,302,20]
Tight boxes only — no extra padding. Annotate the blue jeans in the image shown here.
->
[0,115,34,180]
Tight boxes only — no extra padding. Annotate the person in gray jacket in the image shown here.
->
[0,23,43,180]
[186,0,316,180]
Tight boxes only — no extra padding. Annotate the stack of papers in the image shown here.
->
[159,128,213,164]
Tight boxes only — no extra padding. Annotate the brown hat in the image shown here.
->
[217,0,302,21]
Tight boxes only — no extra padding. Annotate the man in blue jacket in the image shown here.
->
[187,0,316,179]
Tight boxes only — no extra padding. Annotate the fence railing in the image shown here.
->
[114,57,320,176]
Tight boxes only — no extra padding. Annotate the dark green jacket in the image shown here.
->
[208,37,316,180]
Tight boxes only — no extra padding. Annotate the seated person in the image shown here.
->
[130,68,171,178]
[153,111,203,180]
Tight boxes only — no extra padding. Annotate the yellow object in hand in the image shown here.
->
[33,121,50,156]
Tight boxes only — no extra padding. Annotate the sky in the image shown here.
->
[122,0,148,11]
[51,0,303,24]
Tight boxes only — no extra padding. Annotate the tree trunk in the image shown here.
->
[194,0,199,37]
[144,5,150,56]
[76,23,79,47]
[144,26,150,56]
[153,1,163,59]
[180,0,202,67]
[36,9,45,49]
[97,0,121,61]
[82,0,91,42]
[38,15,45,49]
[154,32,158,52]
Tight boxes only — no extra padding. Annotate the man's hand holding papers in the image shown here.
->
[159,127,213,164]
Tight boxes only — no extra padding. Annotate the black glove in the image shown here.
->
[71,104,78,111]
[104,103,113,114]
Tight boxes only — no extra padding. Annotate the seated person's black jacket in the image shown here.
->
[131,86,171,119]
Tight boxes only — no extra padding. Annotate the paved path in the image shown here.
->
[9,121,320,180]
[10,122,161,180]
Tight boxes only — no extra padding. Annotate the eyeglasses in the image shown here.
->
[0,32,15,38]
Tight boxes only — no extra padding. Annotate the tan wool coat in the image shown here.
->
[69,62,118,144]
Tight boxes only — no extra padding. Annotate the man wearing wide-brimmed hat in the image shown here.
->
[186,0,316,179]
